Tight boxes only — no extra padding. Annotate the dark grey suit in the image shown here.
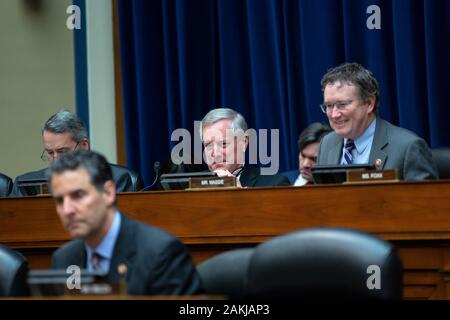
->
[317,118,438,181]
[51,213,202,295]
[10,164,144,196]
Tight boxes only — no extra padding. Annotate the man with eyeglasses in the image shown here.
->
[317,62,437,181]
[10,110,143,196]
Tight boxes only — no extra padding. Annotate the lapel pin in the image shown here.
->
[118,263,128,276]
[375,159,382,167]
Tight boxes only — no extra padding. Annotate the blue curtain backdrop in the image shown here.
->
[118,0,450,186]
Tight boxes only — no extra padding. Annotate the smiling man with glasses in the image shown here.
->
[10,110,143,196]
[316,62,437,181]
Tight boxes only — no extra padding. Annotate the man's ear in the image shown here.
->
[102,180,116,206]
[242,135,249,152]
[81,138,90,150]
[366,96,376,114]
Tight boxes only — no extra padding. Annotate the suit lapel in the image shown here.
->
[67,241,87,268]
[239,166,259,187]
[369,118,388,170]
[107,213,137,282]
[330,137,344,164]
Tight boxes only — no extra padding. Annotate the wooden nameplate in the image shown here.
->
[346,169,400,184]
[189,176,237,189]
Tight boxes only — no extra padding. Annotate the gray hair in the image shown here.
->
[321,62,380,111]
[200,107,248,139]
[42,110,88,142]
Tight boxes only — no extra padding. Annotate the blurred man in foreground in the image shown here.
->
[49,150,202,295]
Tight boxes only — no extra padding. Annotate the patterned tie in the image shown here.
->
[92,252,102,272]
[342,139,355,165]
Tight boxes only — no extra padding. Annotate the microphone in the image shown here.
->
[140,161,161,191]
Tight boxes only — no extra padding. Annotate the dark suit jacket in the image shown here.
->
[239,166,291,187]
[281,170,300,185]
[317,117,438,181]
[51,213,202,295]
[9,164,144,196]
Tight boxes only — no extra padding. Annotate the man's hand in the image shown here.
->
[213,169,243,188]
[213,169,234,178]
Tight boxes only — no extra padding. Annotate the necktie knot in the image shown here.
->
[343,139,355,165]
[345,139,355,151]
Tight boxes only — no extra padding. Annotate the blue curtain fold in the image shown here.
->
[118,0,450,186]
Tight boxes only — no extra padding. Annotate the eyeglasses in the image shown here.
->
[40,142,80,163]
[320,100,355,113]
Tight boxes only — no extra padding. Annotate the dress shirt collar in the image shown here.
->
[85,211,121,266]
[344,117,376,156]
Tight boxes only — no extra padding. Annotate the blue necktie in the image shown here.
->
[343,139,355,165]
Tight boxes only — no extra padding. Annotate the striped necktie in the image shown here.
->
[343,139,355,165]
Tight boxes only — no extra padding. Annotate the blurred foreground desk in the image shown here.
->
[1,180,450,299]
[5,295,222,300]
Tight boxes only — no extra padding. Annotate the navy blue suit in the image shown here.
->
[281,170,299,185]
[51,213,202,295]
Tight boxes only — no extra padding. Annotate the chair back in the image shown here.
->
[0,173,12,197]
[432,147,450,179]
[197,248,254,300]
[246,228,403,300]
[111,164,144,192]
[0,244,29,297]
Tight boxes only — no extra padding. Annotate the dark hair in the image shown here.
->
[42,110,88,142]
[321,62,380,111]
[46,150,112,191]
[297,122,332,152]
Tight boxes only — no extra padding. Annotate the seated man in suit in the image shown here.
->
[200,107,290,187]
[317,62,437,181]
[285,122,332,186]
[49,150,202,295]
[10,110,143,196]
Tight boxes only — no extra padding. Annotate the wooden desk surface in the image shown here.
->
[1,180,450,299]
